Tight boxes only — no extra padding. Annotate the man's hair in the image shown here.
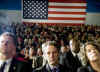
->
[0,32,17,46]
[42,41,59,53]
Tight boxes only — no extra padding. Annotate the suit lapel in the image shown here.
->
[8,58,17,72]
[46,64,52,72]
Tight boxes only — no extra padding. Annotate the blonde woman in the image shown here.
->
[77,42,100,72]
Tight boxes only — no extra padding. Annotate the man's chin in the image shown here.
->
[49,62,57,66]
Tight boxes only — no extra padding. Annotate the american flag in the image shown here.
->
[22,0,87,26]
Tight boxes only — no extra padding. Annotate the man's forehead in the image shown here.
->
[46,45,57,51]
[0,35,12,40]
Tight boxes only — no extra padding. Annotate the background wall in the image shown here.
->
[86,0,100,26]
[86,13,100,26]
[0,10,21,23]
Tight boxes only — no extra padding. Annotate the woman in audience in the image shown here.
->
[77,42,100,72]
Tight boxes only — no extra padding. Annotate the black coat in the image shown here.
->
[33,64,71,72]
[8,58,32,72]
[77,66,95,72]
[59,51,82,72]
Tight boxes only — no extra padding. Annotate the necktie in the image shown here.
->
[0,62,6,72]
[52,68,57,72]
[75,55,79,61]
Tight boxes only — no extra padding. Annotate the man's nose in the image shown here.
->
[50,53,54,57]
[3,41,8,46]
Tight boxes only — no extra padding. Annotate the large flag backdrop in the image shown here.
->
[22,0,87,26]
[0,0,100,26]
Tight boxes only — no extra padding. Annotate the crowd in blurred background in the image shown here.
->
[12,23,100,52]
[1,22,100,72]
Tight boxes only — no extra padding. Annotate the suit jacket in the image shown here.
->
[77,66,95,72]
[33,63,71,72]
[8,58,32,72]
[71,51,82,72]
[59,51,81,72]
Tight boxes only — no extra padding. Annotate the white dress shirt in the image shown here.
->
[0,58,12,72]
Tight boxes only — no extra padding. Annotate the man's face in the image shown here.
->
[86,45,100,61]
[44,45,59,66]
[70,40,80,53]
[0,35,16,57]
[61,46,69,53]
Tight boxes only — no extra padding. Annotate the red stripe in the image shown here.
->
[40,23,84,26]
[23,22,84,26]
[48,11,87,15]
[48,17,85,20]
[43,23,84,26]
[49,0,86,3]
[48,6,87,9]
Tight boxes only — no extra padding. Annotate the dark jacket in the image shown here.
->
[77,66,95,72]
[33,63,71,72]
[59,50,81,72]
[8,58,32,72]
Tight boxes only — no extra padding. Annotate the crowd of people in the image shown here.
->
[0,12,100,72]
[5,23,100,72]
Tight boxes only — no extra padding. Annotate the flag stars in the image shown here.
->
[23,0,48,19]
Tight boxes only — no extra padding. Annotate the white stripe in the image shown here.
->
[49,2,87,6]
[48,14,86,18]
[22,19,85,23]
[49,8,86,12]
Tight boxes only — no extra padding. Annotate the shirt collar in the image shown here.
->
[46,63,59,70]
[0,58,12,65]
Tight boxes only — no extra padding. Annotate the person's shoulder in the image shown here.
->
[33,65,46,72]
[13,57,28,64]
[11,57,33,72]
[59,64,71,72]
[12,57,32,69]
[77,66,89,72]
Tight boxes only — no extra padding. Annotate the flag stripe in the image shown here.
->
[48,6,87,9]
[22,19,85,23]
[49,8,86,12]
[49,2,86,6]
[48,17,85,20]
[48,14,86,17]
[48,11,86,15]
[48,0,86,3]
[42,23,84,26]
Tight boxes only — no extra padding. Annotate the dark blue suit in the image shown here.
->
[33,63,71,72]
[8,58,32,72]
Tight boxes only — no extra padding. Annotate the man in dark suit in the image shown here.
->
[33,41,70,72]
[0,32,32,72]
[69,38,82,72]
